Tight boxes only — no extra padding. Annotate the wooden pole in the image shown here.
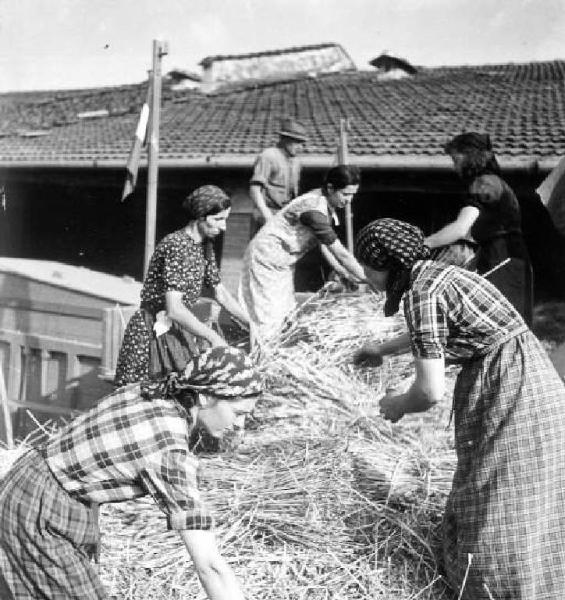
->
[0,369,14,449]
[337,118,354,252]
[144,40,168,276]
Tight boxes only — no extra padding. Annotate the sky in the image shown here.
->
[1,0,564,93]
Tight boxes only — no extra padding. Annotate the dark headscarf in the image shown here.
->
[141,346,263,405]
[444,132,500,183]
[183,185,231,221]
[355,218,431,316]
[444,132,492,154]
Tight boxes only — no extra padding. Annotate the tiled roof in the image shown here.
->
[0,80,199,135]
[1,60,564,167]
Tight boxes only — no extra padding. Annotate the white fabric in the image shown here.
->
[238,190,332,345]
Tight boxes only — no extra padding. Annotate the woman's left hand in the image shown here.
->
[379,390,406,423]
[353,344,384,367]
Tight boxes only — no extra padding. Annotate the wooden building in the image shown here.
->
[1,45,565,298]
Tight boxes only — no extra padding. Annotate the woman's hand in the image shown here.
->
[379,390,406,423]
[208,332,228,348]
[353,343,384,367]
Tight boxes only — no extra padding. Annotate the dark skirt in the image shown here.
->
[476,234,534,326]
[0,450,104,600]
[443,330,565,599]
[486,257,533,326]
[114,308,205,387]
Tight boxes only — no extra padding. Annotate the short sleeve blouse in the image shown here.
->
[462,174,523,243]
[298,210,338,245]
[141,229,221,313]
[403,261,525,362]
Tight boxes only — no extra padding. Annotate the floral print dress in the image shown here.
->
[114,229,220,387]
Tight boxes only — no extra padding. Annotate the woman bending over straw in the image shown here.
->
[238,164,366,347]
[0,347,262,600]
[354,218,565,600]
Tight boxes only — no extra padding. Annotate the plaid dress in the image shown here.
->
[404,261,565,600]
[0,386,212,599]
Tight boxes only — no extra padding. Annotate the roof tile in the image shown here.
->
[1,60,565,164]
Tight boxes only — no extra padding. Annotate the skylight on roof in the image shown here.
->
[77,109,109,119]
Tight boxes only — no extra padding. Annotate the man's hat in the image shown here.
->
[277,117,308,142]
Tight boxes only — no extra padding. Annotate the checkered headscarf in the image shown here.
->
[183,185,230,220]
[141,347,263,403]
[355,218,431,316]
[355,218,430,270]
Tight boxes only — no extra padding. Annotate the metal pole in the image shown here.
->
[337,118,354,252]
[144,40,168,276]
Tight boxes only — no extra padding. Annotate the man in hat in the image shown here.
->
[249,117,308,231]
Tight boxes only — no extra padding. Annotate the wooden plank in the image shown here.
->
[6,341,21,404]
[66,352,81,410]
[0,297,103,320]
[0,369,14,448]
[0,329,101,358]
[39,349,50,398]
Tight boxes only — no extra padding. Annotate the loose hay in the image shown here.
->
[1,289,459,600]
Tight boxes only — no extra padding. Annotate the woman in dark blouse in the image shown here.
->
[114,185,249,387]
[425,132,533,324]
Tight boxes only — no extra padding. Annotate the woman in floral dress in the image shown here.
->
[115,185,249,387]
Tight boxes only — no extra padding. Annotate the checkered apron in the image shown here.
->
[0,450,105,599]
[443,328,565,599]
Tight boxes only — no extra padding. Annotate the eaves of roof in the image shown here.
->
[0,153,558,172]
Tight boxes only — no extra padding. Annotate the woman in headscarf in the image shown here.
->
[115,185,249,387]
[238,165,367,347]
[0,346,262,600]
[425,132,533,324]
[355,218,565,600]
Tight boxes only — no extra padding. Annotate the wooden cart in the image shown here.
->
[0,259,141,444]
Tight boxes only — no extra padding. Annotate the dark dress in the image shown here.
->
[114,229,220,386]
[405,260,565,599]
[464,174,533,324]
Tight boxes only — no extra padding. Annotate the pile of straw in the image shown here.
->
[1,288,459,599]
[97,289,458,599]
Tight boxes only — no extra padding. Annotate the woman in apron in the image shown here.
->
[238,165,366,348]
